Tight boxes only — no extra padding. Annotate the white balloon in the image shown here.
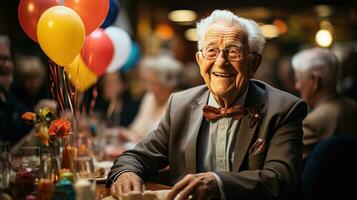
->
[105,26,132,73]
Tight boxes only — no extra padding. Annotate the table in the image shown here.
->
[96,181,171,199]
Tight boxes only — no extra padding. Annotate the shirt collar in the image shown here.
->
[208,87,248,108]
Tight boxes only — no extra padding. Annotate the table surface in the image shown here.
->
[96,182,171,199]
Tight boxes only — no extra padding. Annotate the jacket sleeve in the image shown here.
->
[216,100,307,199]
[106,94,174,187]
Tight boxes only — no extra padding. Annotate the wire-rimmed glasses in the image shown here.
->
[199,46,243,62]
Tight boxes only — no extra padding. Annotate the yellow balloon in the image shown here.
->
[66,55,98,92]
[37,6,85,66]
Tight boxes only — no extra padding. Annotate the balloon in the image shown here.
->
[64,0,109,35]
[105,27,132,73]
[18,0,59,42]
[37,6,85,66]
[100,0,119,28]
[121,42,141,73]
[66,55,98,92]
[80,29,114,76]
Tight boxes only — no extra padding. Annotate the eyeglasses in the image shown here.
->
[0,55,12,68]
[0,55,12,64]
[199,46,243,62]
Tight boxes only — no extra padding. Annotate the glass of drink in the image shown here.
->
[21,146,41,171]
[74,156,96,197]
[0,140,10,189]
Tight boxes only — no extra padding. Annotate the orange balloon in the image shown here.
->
[64,0,109,35]
[18,0,59,42]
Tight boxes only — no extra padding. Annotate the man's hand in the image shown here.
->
[110,172,143,199]
[167,172,219,200]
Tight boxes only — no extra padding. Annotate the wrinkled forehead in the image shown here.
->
[203,23,247,46]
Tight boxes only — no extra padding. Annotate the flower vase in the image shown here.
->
[61,136,77,172]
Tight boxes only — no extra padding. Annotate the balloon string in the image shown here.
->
[62,67,78,147]
[49,60,65,111]
[58,68,65,109]
[55,63,64,111]
[62,70,74,118]
[49,62,56,102]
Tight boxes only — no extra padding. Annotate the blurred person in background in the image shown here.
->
[0,35,31,145]
[95,71,141,128]
[12,54,50,111]
[292,47,357,164]
[118,54,184,144]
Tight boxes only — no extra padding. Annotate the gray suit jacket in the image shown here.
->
[107,80,307,199]
[303,94,357,159]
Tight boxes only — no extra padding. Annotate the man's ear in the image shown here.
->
[195,51,202,65]
[248,53,262,77]
[312,74,322,92]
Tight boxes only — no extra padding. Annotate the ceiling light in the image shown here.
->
[184,28,198,41]
[315,5,332,17]
[315,29,333,47]
[260,24,279,39]
[168,10,197,23]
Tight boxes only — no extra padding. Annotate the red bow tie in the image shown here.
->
[203,105,245,122]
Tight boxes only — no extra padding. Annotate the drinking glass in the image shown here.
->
[40,147,59,182]
[74,156,96,197]
[14,146,40,198]
[0,141,10,189]
[21,146,41,171]
[74,156,95,180]
[36,147,59,200]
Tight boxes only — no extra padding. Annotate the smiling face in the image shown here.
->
[196,23,257,107]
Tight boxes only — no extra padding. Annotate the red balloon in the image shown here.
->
[64,0,109,35]
[80,29,114,76]
[18,0,59,42]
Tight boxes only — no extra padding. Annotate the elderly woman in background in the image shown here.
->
[119,54,184,145]
[95,72,141,128]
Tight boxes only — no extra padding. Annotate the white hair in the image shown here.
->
[14,55,46,78]
[292,47,340,89]
[196,10,266,54]
[140,54,183,88]
[0,35,11,48]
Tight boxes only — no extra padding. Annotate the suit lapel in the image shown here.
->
[185,90,209,173]
[233,81,267,171]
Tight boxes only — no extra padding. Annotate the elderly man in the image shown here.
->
[292,47,357,162]
[107,10,307,199]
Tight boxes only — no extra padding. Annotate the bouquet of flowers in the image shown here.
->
[21,108,72,147]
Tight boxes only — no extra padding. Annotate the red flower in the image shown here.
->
[48,119,72,138]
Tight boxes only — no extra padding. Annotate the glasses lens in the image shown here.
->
[203,47,218,59]
[226,47,242,61]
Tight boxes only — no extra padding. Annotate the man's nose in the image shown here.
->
[215,51,228,66]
